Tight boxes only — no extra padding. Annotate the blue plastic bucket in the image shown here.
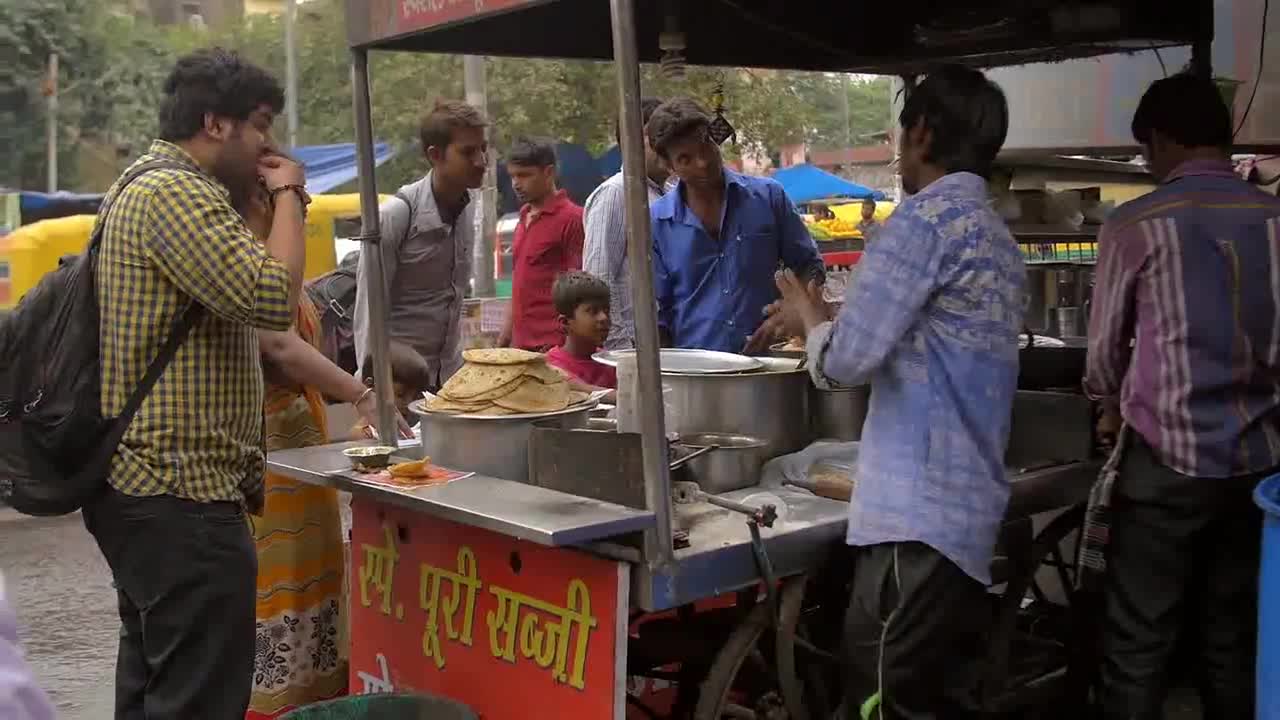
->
[1254,474,1280,720]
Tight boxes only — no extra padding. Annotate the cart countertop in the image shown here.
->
[267,441,656,547]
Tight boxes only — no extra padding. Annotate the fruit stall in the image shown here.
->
[264,1,1215,718]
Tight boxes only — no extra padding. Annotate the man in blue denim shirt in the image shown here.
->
[775,66,1024,719]
[646,98,824,352]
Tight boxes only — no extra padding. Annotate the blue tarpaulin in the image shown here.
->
[293,142,396,194]
[14,142,396,224]
[770,163,885,203]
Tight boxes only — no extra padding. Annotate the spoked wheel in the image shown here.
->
[693,577,840,720]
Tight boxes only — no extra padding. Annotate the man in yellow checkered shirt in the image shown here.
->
[81,49,308,719]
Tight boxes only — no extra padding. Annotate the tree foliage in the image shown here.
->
[1,0,891,192]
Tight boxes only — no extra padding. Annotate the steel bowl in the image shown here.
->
[342,445,396,471]
[671,433,770,494]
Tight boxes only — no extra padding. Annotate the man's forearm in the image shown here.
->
[265,194,306,312]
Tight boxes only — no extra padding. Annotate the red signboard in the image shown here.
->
[349,496,628,719]
[397,0,541,34]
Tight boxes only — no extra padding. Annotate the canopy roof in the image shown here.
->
[348,0,1210,75]
[772,164,885,203]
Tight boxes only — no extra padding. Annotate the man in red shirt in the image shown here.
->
[499,138,585,351]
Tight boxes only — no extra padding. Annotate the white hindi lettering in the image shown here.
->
[356,653,395,695]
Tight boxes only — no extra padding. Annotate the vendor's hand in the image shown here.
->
[1096,401,1121,450]
[775,269,828,335]
[355,392,413,439]
[743,300,788,354]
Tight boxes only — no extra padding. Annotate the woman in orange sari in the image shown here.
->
[243,190,407,719]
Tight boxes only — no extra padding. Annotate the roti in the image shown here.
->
[462,348,545,365]
[522,362,568,385]
[568,389,591,405]
[424,395,493,414]
[452,374,532,403]
[438,362,525,400]
[492,378,570,413]
[470,405,516,416]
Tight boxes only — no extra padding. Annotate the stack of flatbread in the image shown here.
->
[423,348,592,416]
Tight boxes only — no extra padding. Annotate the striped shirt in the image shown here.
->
[582,171,664,350]
[97,141,293,504]
[808,172,1025,584]
[1086,158,1280,478]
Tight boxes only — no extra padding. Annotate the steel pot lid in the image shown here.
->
[592,348,763,374]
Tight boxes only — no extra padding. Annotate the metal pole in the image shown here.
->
[464,56,497,297]
[284,0,299,148]
[351,49,398,444]
[840,73,851,148]
[46,53,58,193]
[609,0,675,571]
[890,74,916,202]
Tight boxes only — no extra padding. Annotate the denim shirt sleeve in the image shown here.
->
[813,206,944,387]
[772,184,826,283]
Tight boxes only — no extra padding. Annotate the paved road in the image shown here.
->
[1,509,115,719]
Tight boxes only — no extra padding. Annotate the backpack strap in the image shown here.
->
[81,158,205,477]
[87,158,192,254]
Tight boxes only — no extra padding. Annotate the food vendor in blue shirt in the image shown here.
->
[646,98,824,352]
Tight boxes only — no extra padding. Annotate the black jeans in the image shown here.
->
[82,489,257,720]
[1097,438,1265,720]
[840,542,987,720]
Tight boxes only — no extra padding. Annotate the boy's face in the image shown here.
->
[393,381,421,420]
[564,301,610,347]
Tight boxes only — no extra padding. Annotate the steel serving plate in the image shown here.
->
[592,348,763,374]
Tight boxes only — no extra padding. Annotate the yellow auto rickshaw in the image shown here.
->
[0,193,376,310]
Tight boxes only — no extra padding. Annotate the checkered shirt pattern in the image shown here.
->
[96,140,293,504]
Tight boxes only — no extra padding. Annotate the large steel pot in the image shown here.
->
[414,405,592,482]
[664,357,812,459]
[811,385,870,441]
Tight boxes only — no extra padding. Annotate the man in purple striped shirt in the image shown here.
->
[1086,73,1280,719]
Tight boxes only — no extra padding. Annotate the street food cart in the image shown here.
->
[267,1,1215,717]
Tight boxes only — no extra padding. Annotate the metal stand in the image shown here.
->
[609,0,675,574]
[350,49,398,443]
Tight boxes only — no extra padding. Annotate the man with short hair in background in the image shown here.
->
[354,100,488,391]
[583,97,667,350]
[499,138,585,352]
[87,48,307,718]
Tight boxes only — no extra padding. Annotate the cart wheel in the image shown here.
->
[694,577,810,720]
[981,504,1087,714]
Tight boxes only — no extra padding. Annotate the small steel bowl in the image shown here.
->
[342,445,396,471]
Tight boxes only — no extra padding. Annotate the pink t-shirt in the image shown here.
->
[546,346,617,389]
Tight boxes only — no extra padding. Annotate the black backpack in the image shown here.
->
[0,160,203,516]
[305,249,360,375]
[303,188,416,376]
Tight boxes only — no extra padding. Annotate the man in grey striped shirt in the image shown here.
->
[583,98,669,350]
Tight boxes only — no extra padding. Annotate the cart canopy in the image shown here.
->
[348,0,1209,75]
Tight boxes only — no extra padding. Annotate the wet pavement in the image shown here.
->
[1,508,115,718]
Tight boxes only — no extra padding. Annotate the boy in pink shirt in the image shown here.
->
[545,272,617,390]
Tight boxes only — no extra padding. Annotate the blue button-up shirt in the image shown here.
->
[651,170,824,352]
[807,172,1025,583]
